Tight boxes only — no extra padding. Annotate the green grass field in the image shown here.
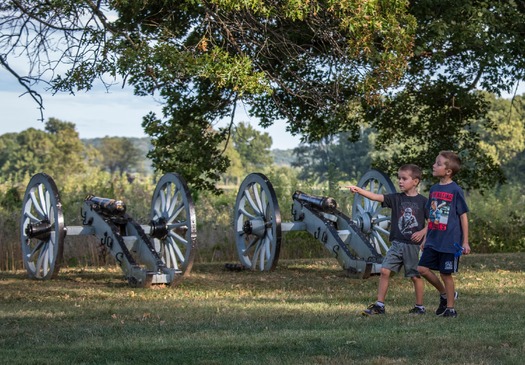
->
[1,253,524,365]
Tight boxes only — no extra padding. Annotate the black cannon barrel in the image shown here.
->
[292,191,337,212]
[85,195,127,216]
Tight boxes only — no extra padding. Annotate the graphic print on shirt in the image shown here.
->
[428,191,453,231]
[397,202,420,238]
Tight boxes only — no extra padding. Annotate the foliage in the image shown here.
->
[1,0,416,192]
[467,184,525,253]
[477,94,525,166]
[219,141,244,186]
[368,86,505,191]
[0,118,87,181]
[3,1,525,193]
[144,113,231,193]
[96,136,145,175]
[292,129,372,192]
[232,122,273,171]
[2,255,525,364]
[271,148,296,166]
[504,149,525,184]
[83,136,153,173]
[476,93,525,184]
[360,1,525,191]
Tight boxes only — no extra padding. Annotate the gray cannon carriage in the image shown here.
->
[233,169,396,278]
[19,172,197,288]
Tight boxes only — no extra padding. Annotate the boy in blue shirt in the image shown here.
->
[418,151,471,318]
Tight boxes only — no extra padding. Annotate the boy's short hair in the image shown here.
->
[399,164,422,182]
[439,151,461,177]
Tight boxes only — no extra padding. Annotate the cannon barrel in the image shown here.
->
[292,191,337,212]
[85,195,126,216]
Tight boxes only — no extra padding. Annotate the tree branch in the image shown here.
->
[0,55,44,121]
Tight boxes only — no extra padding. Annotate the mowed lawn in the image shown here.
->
[1,253,524,365]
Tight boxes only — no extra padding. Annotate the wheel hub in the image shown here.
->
[25,220,53,241]
[243,218,268,237]
[149,217,168,239]
[354,212,372,234]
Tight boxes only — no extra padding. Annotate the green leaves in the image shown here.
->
[0,118,87,181]
[199,48,271,95]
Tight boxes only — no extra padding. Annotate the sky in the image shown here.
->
[0,68,302,150]
[2,64,522,151]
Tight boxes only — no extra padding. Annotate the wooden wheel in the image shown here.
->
[20,173,65,280]
[234,173,281,271]
[352,169,396,256]
[149,173,197,277]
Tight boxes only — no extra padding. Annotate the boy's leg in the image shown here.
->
[417,248,446,293]
[417,265,445,293]
[377,241,403,302]
[404,243,425,310]
[377,267,391,302]
[363,268,390,316]
[436,253,459,316]
[440,273,456,308]
[411,276,424,306]
[363,242,402,315]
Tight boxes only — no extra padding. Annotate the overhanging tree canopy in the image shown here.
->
[0,0,415,192]
[366,0,525,189]
[2,1,524,191]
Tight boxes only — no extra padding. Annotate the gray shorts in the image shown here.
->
[381,240,421,278]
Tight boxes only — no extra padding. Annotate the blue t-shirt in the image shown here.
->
[425,181,469,253]
[382,193,428,244]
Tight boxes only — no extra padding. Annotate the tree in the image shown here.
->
[292,128,373,191]
[5,1,524,191]
[477,93,525,183]
[232,122,273,172]
[362,1,525,190]
[292,136,339,193]
[0,0,416,193]
[220,140,244,186]
[478,94,525,167]
[97,136,144,175]
[0,118,86,181]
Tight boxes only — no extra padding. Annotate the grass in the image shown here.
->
[1,253,525,365]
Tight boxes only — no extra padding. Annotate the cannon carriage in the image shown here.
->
[233,169,396,278]
[19,167,395,286]
[19,172,197,288]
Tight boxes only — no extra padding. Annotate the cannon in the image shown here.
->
[19,172,197,288]
[233,169,396,278]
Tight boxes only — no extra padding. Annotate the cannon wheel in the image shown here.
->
[150,173,197,277]
[20,173,66,280]
[352,169,396,256]
[234,173,282,271]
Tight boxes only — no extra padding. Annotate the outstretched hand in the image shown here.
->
[347,186,359,193]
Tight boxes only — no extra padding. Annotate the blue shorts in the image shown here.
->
[418,247,459,274]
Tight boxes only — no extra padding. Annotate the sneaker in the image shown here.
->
[442,308,458,318]
[436,291,459,316]
[362,303,385,316]
[409,306,426,315]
